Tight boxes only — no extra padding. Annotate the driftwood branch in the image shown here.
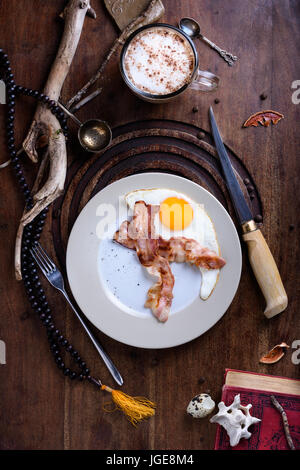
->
[15,0,95,280]
[270,395,296,450]
[67,0,164,111]
[70,88,102,113]
[15,151,50,279]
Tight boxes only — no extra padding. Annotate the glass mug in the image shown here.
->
[120,23,219,103]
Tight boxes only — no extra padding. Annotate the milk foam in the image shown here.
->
[124,28,195,95]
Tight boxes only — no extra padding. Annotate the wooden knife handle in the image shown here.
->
[242,228,288,318]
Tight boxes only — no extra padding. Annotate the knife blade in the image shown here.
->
[209,107,253,224]
[209,106,288,318]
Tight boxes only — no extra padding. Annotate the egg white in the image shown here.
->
[124,188,221,300]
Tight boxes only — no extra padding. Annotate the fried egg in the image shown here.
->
[124,188,221,299]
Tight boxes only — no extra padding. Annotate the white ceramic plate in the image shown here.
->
[66,173,242,349]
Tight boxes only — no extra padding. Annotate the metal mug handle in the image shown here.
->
[189,69,220,92]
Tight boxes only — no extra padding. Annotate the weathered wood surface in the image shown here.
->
[0,0,299,450]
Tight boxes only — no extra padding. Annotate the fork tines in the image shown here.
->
[30,243,56,276]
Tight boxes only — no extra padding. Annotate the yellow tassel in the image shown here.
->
[101,384,156,426]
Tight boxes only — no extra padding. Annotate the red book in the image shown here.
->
[214,369,300,450]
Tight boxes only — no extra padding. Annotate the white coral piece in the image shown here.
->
[210,394,261,447]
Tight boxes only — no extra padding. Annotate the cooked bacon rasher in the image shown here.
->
[114,213,226,270]
[124,201,174,323]
[113,201,226,322]
[157,237,226,270]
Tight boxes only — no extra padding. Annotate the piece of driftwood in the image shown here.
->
[15,0,95,280]
[15,151,50,281]
[70,88,102,113]
[67,0,164,111]
[270,395,296,450]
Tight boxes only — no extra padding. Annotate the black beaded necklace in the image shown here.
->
[0,49,156,425]
[0,49,100,387]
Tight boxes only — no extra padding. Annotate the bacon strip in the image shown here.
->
[158,237,226,270]
[114,221,135,249]
[119,201,174,323]
[114,220,226,270]
[113,201,226,321]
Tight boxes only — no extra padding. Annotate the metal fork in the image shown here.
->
[30,243,123,386]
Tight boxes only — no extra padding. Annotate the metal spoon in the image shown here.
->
[57,102,112,152]
[179,17,238,67]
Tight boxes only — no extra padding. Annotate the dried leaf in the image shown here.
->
[259,342,290,364]
[243,110,284,128]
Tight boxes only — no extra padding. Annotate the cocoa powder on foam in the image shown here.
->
[124,28,195,95]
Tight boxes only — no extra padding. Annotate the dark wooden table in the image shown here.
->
[0,0,299,450]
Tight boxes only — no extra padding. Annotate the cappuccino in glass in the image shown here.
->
[123,26,195,96]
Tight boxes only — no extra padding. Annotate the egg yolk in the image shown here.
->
[159,197,194,231]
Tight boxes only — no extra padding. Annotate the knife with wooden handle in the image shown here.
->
[209,107,288,318]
